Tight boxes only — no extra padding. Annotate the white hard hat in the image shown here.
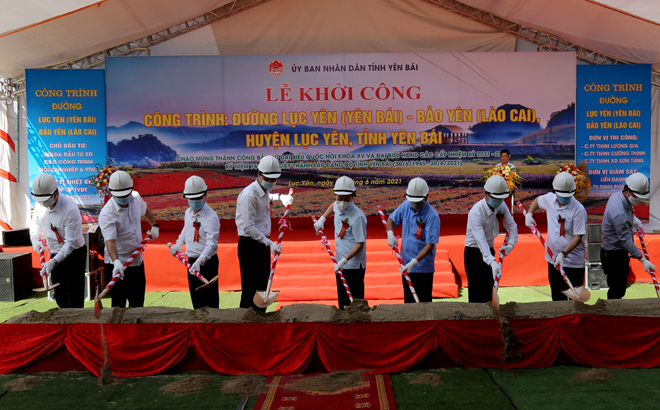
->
[183,175,207,199]
[258,155,281,178]
[406,178,429,202]
[553,172,577,197]
[626,173,649,199]
[484,175,510,199]
[31,173,58,202]
[108,170,133,197]
[334,176,356,195]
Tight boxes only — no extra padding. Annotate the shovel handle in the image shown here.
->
[377,206,420,303]
[167,243,210,284]
[517,201,581,298]
[313,216,353,302]
[264,189,294,294]
[96,236,150,301]
[635,227,660,298]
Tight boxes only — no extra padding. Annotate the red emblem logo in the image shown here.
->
[269,60,284,77]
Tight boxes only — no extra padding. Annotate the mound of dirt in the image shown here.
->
[571,368,614,383]
[4,376,41,391]
[5,298,660,324]
[330,299,372,323]
[410,373,443,386]
[241,308,282,323]
[161,375,212,396]
[221,376,266,397]
[284,371,364,393]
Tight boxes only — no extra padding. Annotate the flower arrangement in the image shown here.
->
[557,162,591,202]
[480,165,524,194]
[87,158,119,198]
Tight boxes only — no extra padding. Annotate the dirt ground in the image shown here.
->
[571,368,614,383]
[410,373,444,386]
[160,375,212,396]
[6,298,660,324]
[283,371,365,392]
[221,376,266,397]
[3,376,41,391]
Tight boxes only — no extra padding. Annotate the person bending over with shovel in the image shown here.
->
[98,170,159,308]
[464,175,518,303]
[29,173,87,307]
[169,176,220,309]
[601,173,654,299]
[525,172,587,301]
[314,176,367,309]
[235,155,293,311]
[385,178,440,303]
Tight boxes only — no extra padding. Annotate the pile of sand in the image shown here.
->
[6,298,660,324]
[284,371,364,393]
[3,376,41,391]
[221,376,266,397]
[410,373,443,386]
[160,375,212,396]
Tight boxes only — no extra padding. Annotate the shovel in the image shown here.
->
[492,231,510,319]
[94,236,151,319]
[635,227,660,298]
[253,188,293,308]
[167,243,218,291]
[517,201,590,302]
[312,216,353,304]
[33,248,60,292]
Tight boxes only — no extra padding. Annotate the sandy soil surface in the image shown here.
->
[5,298,660,324]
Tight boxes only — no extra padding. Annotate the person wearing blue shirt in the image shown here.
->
[386,178,440,303]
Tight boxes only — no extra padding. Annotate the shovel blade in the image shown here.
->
[195,275,219,291]
[562,285,591,302]
[94,286,103,320]
[32,282,60,293]
[253,290,280,308]
[492,287,501,318]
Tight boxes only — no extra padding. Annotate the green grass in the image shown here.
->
[1,367,659,410]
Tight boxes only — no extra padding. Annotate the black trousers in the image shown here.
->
[601,248,631,299]
[238,236,271,312]
[187,254,219,309]
[402,270,434,303]
[547,262,585,301]
[336,266,365,309]
[50,245,87,308]
[465,246,495,303]
[104,262,146,308]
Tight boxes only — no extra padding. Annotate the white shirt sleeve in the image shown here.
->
[243,194,268,244]
[29,209,41,244]
[198,215,220,263]
[500,205,519,246]
[53,207,83,263]
[469,212,496,265]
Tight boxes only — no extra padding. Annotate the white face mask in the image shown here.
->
[629,196,643,206]
[260,179,275,191]
[39,195,56,208]
[336,200,350,213]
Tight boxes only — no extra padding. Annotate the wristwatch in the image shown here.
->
[152,223,159,227]
[560,251,568,258]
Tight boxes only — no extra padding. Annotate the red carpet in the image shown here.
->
[3,315,660,376]
[252,374,396,410]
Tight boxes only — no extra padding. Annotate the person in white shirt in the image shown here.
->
[497,149,517,172]
[169,176,220,309]
[98,170,159,308]
[525,172,587,301]
[313,176,367,309]
[464,175,518,303]
[235,155,293,311]
[29,174,86,308]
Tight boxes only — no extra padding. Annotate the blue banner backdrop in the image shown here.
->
[576,65,651,197]
[26,69,107,207]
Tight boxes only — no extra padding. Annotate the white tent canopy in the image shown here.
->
[1,0,660,231]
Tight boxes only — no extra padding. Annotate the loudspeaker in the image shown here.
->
[1,228,31,247]
[587,263,608,290]
[587,243,601,263]
[586,224,602,244]
[0,253,32,301]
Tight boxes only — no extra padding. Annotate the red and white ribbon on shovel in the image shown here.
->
[167,243,218,291]
[253,188,294,308]
[517,201,590,302]
[635,226,660,298]
[492,231,510,318]
[377,205,420,303]
[94,235,150,318]
[312,216,353,304]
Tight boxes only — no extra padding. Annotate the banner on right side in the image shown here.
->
[576,65,651,198]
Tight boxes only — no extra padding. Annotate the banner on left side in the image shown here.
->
[26,70,107,210]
